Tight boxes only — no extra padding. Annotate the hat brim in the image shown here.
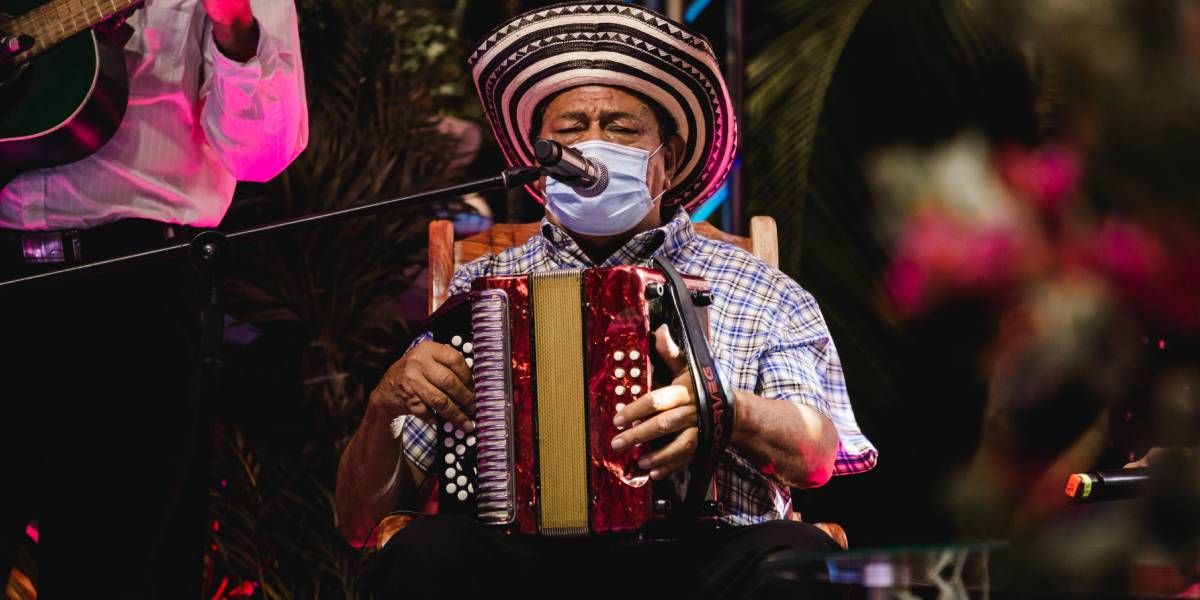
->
[470,2,737,210]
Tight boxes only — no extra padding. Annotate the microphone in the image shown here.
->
[533,139,609,197]
[1065,468,1153,502]
[0,34,34,62]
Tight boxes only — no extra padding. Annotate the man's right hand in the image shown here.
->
[369,340,476,432]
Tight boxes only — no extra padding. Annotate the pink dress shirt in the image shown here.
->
[0,0,309,230]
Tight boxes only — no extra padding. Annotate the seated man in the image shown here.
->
[335,3,876,598]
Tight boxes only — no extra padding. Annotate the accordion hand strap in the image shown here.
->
[651,257,735,520]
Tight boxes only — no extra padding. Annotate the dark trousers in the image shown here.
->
[368,515,840,600]
[0,257,206,598]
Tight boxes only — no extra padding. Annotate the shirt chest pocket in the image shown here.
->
[123,0,203,99]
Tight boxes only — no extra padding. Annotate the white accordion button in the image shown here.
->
[456,475,468,486]
[613,351,625,362]
[462,342,473,353]
[466,436,476,446]
[444,467,455,479]
[451,335,463,347]
[631,385,642,396]
[468,483,474,493]
[465,357,474,368]
[614,368,626,379]
[457,490,469,501]
[630,368,641,378]
[455,444,466,455]
[443,453,455,464]
[629,350,641,361]
[615,402,626,412]
[615,385,626,396]
[446,482,458,494]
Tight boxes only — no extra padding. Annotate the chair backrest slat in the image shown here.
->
[427,216,777,314]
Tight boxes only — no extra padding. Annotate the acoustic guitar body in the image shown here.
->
[0,0,131,188]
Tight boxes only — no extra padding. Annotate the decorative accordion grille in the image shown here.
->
[470,290,515,525]
[530,270,590,536]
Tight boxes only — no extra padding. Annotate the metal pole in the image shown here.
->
[723,0,745,233]
[666,0,683,21]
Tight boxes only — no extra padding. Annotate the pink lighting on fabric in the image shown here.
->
[25,523,38,544]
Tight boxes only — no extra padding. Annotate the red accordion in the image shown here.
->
[428,260,733,537]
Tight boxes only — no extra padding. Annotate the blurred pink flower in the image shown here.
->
[884,212,1040,316]
[997,144,1082,213]
[1090,219,1200,332]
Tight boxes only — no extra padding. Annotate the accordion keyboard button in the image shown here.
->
[444,453,455,464]
[466,436,476,446]
[630,368,641,378]
[454,429,465,440]
[615,386,626,396]
[629,350,641,361]
[457,490,469,501]
[456,475,468,486]
[614,368,626,378]
[613,351,625,361]
[631,385,642,396]
[444,467,455,479]
[451,335,463,347]
[455,444,465,455]
[462,342,473,353]
[447,482,458,494]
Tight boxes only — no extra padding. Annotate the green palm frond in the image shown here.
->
[744,0,873,273]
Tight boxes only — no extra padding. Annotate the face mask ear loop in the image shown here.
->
[647,142,666,161]
[646,142,669,204]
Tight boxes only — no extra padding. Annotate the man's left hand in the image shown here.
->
[202,0,259,62]
[611,325,699,480]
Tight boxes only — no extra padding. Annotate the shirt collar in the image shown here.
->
[539,207,697,267]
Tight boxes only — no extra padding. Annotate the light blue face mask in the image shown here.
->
[545,140,665,236]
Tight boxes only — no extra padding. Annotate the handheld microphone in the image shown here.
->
[1065,468,1153,502]
[533,139,609,197]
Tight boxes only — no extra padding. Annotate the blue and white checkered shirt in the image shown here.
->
[399,208,877,525]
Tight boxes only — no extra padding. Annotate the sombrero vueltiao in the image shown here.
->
[468,1,738,210]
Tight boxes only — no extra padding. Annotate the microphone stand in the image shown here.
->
[0,165,541,583]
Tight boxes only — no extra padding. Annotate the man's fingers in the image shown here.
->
[636,427,698,479]
[411,377,475,432]
[426,363,476,416]
[611,405,695,450]
[653,324,687,376]
[614,385,690,427]
[428,342,475,393]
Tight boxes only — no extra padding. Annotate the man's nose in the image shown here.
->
[577,125,607,143]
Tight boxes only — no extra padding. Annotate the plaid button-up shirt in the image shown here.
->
[399,209,877,525]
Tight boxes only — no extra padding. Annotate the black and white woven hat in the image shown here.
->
[469,1,738,210]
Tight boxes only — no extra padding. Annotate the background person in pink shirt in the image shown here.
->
[0,0,307,596]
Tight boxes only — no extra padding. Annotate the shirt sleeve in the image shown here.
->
[200,0,309,182]
[756,285,878,476]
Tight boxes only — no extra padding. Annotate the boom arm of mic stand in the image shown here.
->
[0,166,543,291]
